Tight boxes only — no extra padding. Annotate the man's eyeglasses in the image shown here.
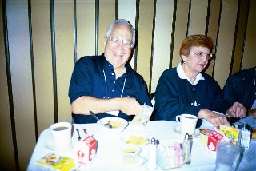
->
[192,51,214,60]
[108,36,132,48]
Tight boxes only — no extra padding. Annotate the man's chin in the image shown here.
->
[113,63,125,69]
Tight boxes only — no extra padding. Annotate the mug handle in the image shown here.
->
[176,115,181,122]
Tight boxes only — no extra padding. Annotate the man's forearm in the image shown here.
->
[71,96,122,115]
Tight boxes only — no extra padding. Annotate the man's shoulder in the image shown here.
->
[127,66,145,82]
[75,56,103,70]
[233,67,254,77]
[76,56,101,64]
[229,67,255,82]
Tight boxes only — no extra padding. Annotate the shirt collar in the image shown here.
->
[101,54,132,77]
[177,63,204,85]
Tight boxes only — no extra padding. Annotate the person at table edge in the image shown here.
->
[223,66,256,117]
[153,34,231,127]
[69,19,151,124]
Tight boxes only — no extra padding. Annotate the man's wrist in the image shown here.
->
[109,97,123,111]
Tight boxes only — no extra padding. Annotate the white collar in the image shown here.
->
[177,63,204,85]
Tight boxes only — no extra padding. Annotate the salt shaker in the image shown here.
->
[183,133,193,164]
[148,137,159,170]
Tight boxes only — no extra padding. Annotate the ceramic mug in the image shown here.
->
[176,114,198,135]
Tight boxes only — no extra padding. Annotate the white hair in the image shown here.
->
[105,19,135,48]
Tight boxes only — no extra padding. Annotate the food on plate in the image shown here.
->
[37,153,75,170]
[125,135,147,145]
[104,120,123,129]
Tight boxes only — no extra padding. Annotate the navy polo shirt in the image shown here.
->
[68,55,151,124]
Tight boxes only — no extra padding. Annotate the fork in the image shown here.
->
[76,129,82,141]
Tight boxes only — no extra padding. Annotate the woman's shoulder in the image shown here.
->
[161,67,178,78]
[201,72,220,86]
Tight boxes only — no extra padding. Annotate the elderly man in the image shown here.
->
[69,19,151,124]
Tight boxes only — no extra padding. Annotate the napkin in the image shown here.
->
[132,105,153,124]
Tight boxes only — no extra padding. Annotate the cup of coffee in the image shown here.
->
[176,114,198,135]
[50,122,72,155]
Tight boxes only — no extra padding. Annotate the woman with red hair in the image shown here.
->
[153,34,228,127]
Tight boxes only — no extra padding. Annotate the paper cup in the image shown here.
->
[50,122,72,155]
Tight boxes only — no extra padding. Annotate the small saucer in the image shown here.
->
[122,144,142,156]
[174,126,200,137]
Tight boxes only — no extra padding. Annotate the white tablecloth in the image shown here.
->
[28,121,217,171]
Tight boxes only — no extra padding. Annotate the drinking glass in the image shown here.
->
[215,140,242,171]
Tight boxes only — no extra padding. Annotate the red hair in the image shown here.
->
[179,34,213,57]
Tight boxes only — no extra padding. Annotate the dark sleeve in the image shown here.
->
[205,77,228,113]
[153,70,200,121]
[68,58,93,103]
[223,69,255,109]
[222,75,238,110]
[134,74,152,106]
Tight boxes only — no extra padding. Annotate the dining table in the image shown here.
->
[27,119,256,171]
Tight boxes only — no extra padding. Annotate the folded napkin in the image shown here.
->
[132,105,153,124]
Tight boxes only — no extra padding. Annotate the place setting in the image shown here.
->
[35,121,100,171]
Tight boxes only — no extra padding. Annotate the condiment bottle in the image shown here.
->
[183,133,193,164]
[239,124,251,149]
[148,137,159,170]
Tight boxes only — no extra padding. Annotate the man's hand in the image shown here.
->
[198,109,229,127]
[118,97,142,116]
[227,102,246,117]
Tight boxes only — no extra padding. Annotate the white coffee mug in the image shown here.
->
[176,114,198,135]
[50,122,72,155]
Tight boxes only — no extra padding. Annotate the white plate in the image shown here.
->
[174,125,200,137]
[97,117,128,130]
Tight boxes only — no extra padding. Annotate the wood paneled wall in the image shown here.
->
[0,0,255,170]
